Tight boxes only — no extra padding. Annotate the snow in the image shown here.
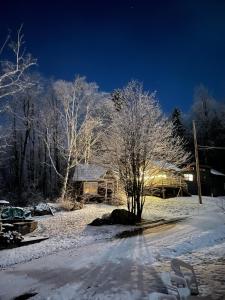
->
[0,196,225,299]
[141,196,225,263]
[1,196,225,269]
[34,202,52,212]
[73,163,107,181]
[210,168,225,176]
[46,283,142,300]
[0,200,10,205]
[0,204,136,268]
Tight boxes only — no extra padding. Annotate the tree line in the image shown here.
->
[171,85,225,174]
[1,28,224,220]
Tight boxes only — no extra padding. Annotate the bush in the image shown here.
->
[57,200,74,211]
[71,201,84,211]
[0,231,23,248]
[57,197,84,211]
[106,196,125,206]
[79,193,104,203]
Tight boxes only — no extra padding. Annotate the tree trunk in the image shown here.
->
[19,128,30,193]
[136,194,142,222]
[136,209,142,222]
[61,155,71,201]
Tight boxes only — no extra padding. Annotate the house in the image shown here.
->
[144,162,188,198]
[73,162,188,201]
[72,164,118,201]
[183,163,225,197]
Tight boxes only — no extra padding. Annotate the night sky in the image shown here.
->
[1,0,225,112]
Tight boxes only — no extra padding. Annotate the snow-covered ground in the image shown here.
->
[1,196,225,268]
[0,196,225,299]
[0,204,135,268]
[143,196,225,267]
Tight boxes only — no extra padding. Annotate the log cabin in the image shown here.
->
[72,164,117,201]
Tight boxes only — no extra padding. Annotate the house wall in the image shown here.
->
[184,167,225,196]
[83,182,98,194]
[211,176,225,196]
[73,179,117,200]
[73,182,83,197]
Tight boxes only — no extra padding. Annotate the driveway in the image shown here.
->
[0,225,174,300]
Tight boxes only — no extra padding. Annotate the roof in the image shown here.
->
[210,169,225,176]
[187,163,225,176]
[153,161,181,172]
[73,164,107,182]
[188,163,225,177]
[0,200,9,205]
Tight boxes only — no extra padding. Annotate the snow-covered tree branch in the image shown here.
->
[101,81,189,220]
[0,25,37,99]
[44,76,103,200]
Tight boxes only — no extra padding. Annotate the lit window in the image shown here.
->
[83,182,98,194]
[184,174,193,181]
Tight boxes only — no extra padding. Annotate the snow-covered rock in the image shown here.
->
[33,203,54,216]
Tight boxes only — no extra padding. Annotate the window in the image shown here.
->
[184,174,193,181]
[83,182,98,194]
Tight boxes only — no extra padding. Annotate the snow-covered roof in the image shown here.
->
[153,161,181,172]
[0,200,9,205]
[73,164,107,182]
[210,169,225,176]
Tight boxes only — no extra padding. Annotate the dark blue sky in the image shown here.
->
[1,0,225,112]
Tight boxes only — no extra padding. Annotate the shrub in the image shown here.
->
[57,197,84,211]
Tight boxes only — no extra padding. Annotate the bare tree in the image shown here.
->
[103,81,189,221]
[188,85,225,167]
[45,76,102,200]
[0,25,36,100]
[4,78,44,198]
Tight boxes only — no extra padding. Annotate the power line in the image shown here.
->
[198,146,225,150]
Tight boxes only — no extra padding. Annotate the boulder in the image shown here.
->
[1,207,32,220]
[89,218,106,226]
[89,209,137,226]
[102,213,111,220]
[33,203,54,216]
[110,209,137,225]
[101,213,114,225]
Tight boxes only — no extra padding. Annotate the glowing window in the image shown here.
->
[83,182,98,194]
[184,174,193,181]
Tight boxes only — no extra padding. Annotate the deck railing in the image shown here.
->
[148,177,187,189]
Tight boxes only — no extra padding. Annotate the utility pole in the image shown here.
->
[193,120,202,204]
